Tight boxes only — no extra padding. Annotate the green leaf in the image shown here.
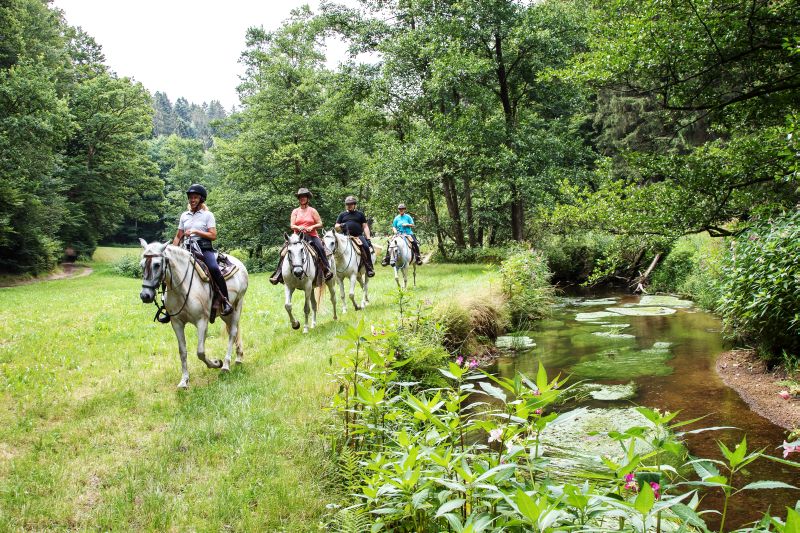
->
[739,481,799,491]
[634,481,655,515]
[515,489,541,522]
[435,498,466,517]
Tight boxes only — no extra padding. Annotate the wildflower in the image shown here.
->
[533,389,541,396]
[469,359,478,369]
[650,482,661,500]
[455,356,464,366]
[488,428,503,443]
[534,408,543,415]
[380,329,385,335]
[624,473,638,491]
[370,325,377,336]
[779,390,791,400]
[782,441,800,458]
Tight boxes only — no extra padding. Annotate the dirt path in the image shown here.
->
[0,263,93,288]
[716,349,800,430]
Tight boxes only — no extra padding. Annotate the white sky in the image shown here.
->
[52,0,358,110]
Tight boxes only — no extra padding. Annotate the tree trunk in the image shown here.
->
[464,174,477,247]
[427,182,447,259]
[510,182,525,241]
[441,173,466,248]
[631,253,662,293]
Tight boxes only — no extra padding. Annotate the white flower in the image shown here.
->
[488,428,503,443]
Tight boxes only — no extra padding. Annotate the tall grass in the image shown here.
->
[0,248,495,530]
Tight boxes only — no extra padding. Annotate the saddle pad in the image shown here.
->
[349,236,363,257]
[192,255,239,282]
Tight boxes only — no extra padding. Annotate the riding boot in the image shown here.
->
[269,256,284,285]
[212,271,234,316]
[412,240,423,265]
[381,247,390,267]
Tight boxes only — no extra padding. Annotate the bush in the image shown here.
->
[717,210,800,358]
[648,233,724,309]
[243,246,281,274]
[537,230,616,284]
[434,296,508,354]
[111,254,142,278]
[499,249,554,328]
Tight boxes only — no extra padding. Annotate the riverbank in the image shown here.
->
[716,349,800,430]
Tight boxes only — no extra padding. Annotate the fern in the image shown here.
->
[332,508,372,533]
[338,445,361,493]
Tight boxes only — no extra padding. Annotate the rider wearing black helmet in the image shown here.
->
[172,184,233,316]
[335,195,375,277]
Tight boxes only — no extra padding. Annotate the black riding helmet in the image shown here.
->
[186,183,207,202]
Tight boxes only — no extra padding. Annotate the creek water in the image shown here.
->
[492,293,798,529]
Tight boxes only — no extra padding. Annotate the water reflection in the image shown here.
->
[493,294,798,529]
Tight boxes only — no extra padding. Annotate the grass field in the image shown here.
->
[0,247,496,531]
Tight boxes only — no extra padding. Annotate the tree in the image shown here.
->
[152,91,176,136]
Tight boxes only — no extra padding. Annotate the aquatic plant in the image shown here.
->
[325,322,800,532]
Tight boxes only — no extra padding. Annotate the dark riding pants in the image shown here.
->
[202,250,230,301]
[304,235,330,271]
[357,236,374,271]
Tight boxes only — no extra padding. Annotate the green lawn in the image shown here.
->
[0,248,496,531]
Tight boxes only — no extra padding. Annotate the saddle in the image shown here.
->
[348,236,374,270]
[186,244,238,323]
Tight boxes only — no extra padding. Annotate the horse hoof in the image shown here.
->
[177,382,189,390]
[213,359,223,369]
[235,358,244,365]
[303,328,309,334]
[221,364,230,373]
[291,321,300,330]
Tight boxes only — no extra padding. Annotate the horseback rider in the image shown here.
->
[382,203,423,266]
[335,196,375,277]
[270,188,333,285]
[172,183,233,317]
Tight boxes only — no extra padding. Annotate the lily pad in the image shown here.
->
[592,331,636,340]
[600,323,630,330]
[580,382,638,401]
[495,335,536,350]
[538,407,662,479]
[652,341,672,349]
[605,306,677,317]
[576,311,621,321]
[575,298,619,307]
[638,295,693,308]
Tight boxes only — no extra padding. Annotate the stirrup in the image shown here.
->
[221,300,234,316]
[269,273,282,285]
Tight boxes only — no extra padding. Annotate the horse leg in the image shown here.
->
[393,266,401,288]
[171,320,190,389]
[413,262,417,288]
[402,265,408,289]
[349,274,360,311]
[285,285,300,330]
[338,277,347,314]
[309,285,317,330]
[327,279,338,320]
[359,275,368,308]
[221,304,241,372]
[302,286,312,334]
[196,318,223,369]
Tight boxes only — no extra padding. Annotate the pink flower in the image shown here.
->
[455,356,464,366]
[533,390,541,396]
[534,408,543,415]
[469,359,478,369]
[488,428,503,443]
[624,473,638,491]
[779,390,791,400]
[782,441,800,458]
[650,482,661,500]
[371,325,376,336]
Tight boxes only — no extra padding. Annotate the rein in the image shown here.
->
[287,240,311,279]
[142,248,196,322]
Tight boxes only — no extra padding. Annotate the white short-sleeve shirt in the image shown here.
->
[179,209,216,236]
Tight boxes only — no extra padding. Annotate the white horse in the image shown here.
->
[388,234,416,288]
[138,240,248,389]
[322,229,374,312]
[282,233,338,333]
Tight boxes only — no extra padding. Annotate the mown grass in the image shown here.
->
[0,247,496,531]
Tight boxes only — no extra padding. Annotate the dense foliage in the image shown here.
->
[717,210,800,358]
[326,321,800,532]
[499,249,554,328]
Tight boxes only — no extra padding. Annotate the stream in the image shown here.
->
[492,293,798,529]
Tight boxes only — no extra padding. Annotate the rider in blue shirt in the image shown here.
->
[382,203,423,266]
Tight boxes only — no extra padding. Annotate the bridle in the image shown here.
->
[142,246,196,322]
[287,239,310,279]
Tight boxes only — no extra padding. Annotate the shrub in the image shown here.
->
[717,210,800,358]
[434,296,508,354]
[538,230,616,284]
[499,249,554,328]
[111,254,142,278]
[243,246,281,274]
[647,234,724,310]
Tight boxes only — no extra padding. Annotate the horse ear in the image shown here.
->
[139,238,148,249]
[160,241,170,251]
[284,232,290,241]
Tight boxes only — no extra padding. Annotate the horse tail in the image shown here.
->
[315,283,326,307]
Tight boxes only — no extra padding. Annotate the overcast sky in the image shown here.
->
[52,0,355,110]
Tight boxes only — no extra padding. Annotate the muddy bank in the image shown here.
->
[716,349,800,430]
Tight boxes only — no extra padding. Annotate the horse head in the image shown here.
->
[285,233,307,279]
[322,228,337,256]
[139,238,170,303]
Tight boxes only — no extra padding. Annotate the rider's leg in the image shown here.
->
[269,245,287,285]
[359,236,375,276]
[308,236,333,280]
[381,239,391,266]
[411,235,423,264]
[203,250,233,315]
